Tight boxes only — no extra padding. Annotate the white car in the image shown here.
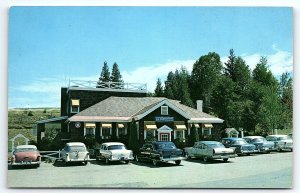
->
[95,142,134,164]
[184,141,237,162]
[266,135,293,152]
[60,142,89,165]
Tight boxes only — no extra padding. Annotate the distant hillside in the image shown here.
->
[8,108,60,129]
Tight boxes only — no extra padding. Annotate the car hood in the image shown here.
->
[14,152,39,161]
[214,147,234,154]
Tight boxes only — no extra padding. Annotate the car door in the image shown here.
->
[195,143,203,157]
[100,145,109,159]
[140,144,150,160]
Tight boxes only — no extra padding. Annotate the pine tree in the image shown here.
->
[188,124,199,146]
[96,61,110,88]
[154,78,164,97]
[110,62,123,83]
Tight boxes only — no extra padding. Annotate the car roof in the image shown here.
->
[102,142,125,146]
[267,135,288,137]
[222,138,244,140]
[16,145,37,149]
[243,136,264,139]
[66,142,86,146]
[198,141,222,144]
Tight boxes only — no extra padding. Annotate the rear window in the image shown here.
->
[108,145,126,150]
[67,145,86,152]
[154,142,176,149]
[14,148,37,153]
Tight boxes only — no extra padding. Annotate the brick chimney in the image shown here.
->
[196,100,203,112]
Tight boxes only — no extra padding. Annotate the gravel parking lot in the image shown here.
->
[7,151,293,188]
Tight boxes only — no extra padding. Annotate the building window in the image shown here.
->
[118,128,126,136]
[71,99,80,113]
[203,128,211,136]
[84,122,95,136]
[176,130,184,139]
[102,128,111,136]
[85,128,95,135]
[161,106,168,115]
[160,133,169,141]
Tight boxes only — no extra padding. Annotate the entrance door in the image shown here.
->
[160,133,170,141]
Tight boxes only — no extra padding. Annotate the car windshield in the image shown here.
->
[252,138,265,143]
[208,143,225,148]
[233,140,247,145]
[278,136,291,140]
[68,146,86,152]
[14,148,37,153]
[155,142,176,149]
[107,145,126,150]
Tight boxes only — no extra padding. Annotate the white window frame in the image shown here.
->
[84,127,95,136]
[70,99,80,113]
[161,106,168,115]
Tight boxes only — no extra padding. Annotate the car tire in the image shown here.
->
[203,157,208,162]
[291,148,293,152]
[277,147,282,152]
[152,159,158,166]
[83,161,88,165]
[63,160,68,166]
[175,160,181,165]
[105,158,110,164]
[36,164,40,168]
[125,160,130,164]
[223,158,228,162]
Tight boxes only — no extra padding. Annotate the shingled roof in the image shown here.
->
[68,96,223,123]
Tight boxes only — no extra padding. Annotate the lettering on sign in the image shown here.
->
[155,117,174,122]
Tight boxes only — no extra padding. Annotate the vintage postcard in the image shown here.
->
[7,6,293,188]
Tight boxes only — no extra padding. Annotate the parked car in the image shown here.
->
[221,138,258,155]
[266,135,293,152]
[94,142,134,164]
[243,136,275,153]
[184,141,237,162]
[10,145,41,167]
[135,141,185,166]
[60,142,89,165]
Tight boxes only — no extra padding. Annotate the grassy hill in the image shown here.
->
[8,108,61,152]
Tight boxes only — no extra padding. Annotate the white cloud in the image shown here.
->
[221,47,293,76]
[122,59,195,92]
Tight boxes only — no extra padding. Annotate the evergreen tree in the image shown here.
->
[96,61,110,88]
[188,124,199,147]
[154,78,164,97]
[252,57,277,87]
[190,52,222,112]
[110,62,123,82]
[224,49,236,78]
[128,119,139,155]
[164,72,175,99]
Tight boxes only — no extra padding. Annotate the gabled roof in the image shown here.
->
[68,96,224,123]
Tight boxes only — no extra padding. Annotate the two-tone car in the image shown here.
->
[266,135,293,152]
[221,138,258,155]
[243,136,275,153]
[95,142,134,164]
[135,141,185,166]
[184,141,237,162]
[60,142,90,165]
[10,145,41,168]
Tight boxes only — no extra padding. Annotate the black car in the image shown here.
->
[221,138,258,155]
[135,141,185,166]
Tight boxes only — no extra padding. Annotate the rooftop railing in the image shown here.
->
[68,80,147,92]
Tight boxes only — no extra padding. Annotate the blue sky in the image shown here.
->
[8,6,293,108]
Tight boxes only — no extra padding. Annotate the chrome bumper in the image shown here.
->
[160,156,186,162]
[11,161,41,165]
[212,154,237,159]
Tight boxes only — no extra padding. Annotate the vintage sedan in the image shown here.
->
[266,135,293,152]
[10,145,41,167]
[60,142,89,165]
[185,141,236,162]
[243,136,275,153]
[221,138,258,155]
[135,141,185,166]
[94,142,134,164]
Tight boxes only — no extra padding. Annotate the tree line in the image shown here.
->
[154,49,293,136]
